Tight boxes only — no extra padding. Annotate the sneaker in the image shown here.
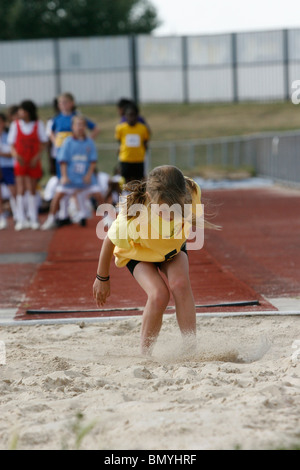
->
[41,218,57,230]
[15,221,28,231]
[0,218,7,230]
[30,221,40,230]
[79,218,87,227]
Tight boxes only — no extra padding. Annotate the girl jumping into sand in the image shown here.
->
[93,165,207,355]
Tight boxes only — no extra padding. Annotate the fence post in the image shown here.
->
[231,33,238,102]
[53,39,61,97]
[283,29,290,102]
[182,36,189,104]
[130,34,139,104]
[221,141,228,166]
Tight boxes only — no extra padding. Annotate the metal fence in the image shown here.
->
[97,130,300,186]
[2,28,300,105]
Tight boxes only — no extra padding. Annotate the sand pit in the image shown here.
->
[0,314,299,450]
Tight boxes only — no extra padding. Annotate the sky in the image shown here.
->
[151,0,300,36]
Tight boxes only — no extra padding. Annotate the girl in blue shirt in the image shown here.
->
[42,115,98,230]
[50,92,100,176]
[49,92,100,225]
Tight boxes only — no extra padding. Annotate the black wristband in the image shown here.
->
[96,274,110,282]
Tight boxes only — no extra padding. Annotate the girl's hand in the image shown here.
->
[29,156,40,168]
[60,175,70,186]
[83,174,91,185]
[17,155,25,166]
[93,278,110,307]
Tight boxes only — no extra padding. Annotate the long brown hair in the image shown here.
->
[123,166,195,215]
[121,165,221,230]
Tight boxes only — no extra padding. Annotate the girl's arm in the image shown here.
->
[29,142,46,167]
[90,125,100,140]
[30,122,48,167]
[83,161,96,184]
[11,145,24,166]
[93,236,115,307]
[60,162,69,185]
[49,131,56,145]
[116,141,120,159]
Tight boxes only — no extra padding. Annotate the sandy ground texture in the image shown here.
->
[0,313,299,450]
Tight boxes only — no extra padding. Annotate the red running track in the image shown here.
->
[1,185,299,321]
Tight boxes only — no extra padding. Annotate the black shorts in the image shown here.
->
[120,162,144,181]
[126,243,188,276]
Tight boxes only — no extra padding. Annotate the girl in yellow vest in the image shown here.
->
[93,165,206,355]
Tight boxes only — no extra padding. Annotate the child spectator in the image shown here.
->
[116,98,151,134]
[50,92,100,225]
[115,102,150,183]
[42,115,98,230]
[50,92,100,175]
[0,113,15,229]
[7,100,47,231]
[3,106,19,224]
[7,105,19,122]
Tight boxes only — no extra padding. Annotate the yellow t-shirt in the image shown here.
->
[115,122,150,163]
[55,131,73,149]
[107,179,202,267]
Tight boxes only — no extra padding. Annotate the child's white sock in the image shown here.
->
[28,194,38,223]
[9,196,17,221]
[46,213,55,224]
[77,192,88,220]
[58,195,69,220]
[16,195,26,223]
[0,214,7,229]
[24,191,29,220]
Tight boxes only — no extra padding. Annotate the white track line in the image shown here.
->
[0,310,299,327]
[0,309,17,323]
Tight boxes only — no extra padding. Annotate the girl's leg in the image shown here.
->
[8,185,17,221]
[76,191,89,224]
[133,262,170,355]
[15,176,27,229]
[25,177,39,228]
[41,191,66,230]
[0,185,5,229]
[160,252,196,339]
[50,191,66,216]
[57,194,70,223]
[0,184,3,214]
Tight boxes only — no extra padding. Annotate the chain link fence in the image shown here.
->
[97,130,300,186]
[2,28,300,105]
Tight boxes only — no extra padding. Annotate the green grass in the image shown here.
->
[35,100,300,178]
[39,100,300,142]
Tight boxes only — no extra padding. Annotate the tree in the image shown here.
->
[0,0,161,40]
